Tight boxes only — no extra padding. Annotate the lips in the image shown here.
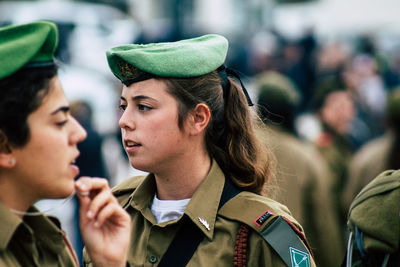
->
[70,152,80,165]
[126,141,139,147]
[70,153,80,177]
[124,139,141,152]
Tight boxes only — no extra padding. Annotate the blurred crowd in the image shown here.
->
[249,29,400,266]
[2,0,400,265]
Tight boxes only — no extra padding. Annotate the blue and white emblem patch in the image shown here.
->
[289,247,310,267]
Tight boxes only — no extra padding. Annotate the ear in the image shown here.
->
[188,103,211,136]
[0,153,16,168]
[0,131,16,168]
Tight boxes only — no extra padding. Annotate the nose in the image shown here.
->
[119,108,135,130]
[70,117,87,144]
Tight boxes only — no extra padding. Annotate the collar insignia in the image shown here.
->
[198,217,210,231]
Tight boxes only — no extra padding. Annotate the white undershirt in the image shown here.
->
[150,194,191,223]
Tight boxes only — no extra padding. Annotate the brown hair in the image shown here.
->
[0,65,57,148]
[163,71,275,194]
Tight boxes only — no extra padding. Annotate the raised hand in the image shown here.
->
[75,177,131,267]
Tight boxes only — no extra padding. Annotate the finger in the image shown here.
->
[87,188,116,220]
[75,177,109,197]
[77,193,91,226]
[94,202,126,228]
[75,178,90,197]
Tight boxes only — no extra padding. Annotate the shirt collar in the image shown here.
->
[0,201,22,250]
[130,173,158,224]
[0,202,65,254]
[23,207,65,254]
[184,160,225,240]
[128,160,226,240]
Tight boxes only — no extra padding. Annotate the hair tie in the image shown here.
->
[217,65,253,106]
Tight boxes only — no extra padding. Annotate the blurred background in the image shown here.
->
[2,0,400,265]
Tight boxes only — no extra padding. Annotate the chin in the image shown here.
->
[53,182,75,199]
[130,160,152,173]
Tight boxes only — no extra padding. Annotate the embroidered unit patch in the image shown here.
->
[289,247,310,267]
[254,210,273,226]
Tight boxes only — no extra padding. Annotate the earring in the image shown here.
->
[8,159,14,165]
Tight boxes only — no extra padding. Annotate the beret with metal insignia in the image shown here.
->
[0,20,58,79]
[106,34,229,85]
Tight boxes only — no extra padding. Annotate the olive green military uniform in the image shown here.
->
[314,123,353,245]
[84,161,315,266]
[259,127,343,266]
[345,169,400,266]
[343,133,394,212]
[0,202,78,267]
[344,88,400,212]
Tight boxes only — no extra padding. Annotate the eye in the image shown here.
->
[138,104,152,111]
[56,120,68,127]
[119,104,127,111]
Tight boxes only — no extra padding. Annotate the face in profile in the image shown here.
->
[119,78,190,173]
[10,76,87,200]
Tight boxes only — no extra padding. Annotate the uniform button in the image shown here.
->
[149,255,157,263]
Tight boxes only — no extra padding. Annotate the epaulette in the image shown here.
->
[111,175,146,208]
[219,192,313,267]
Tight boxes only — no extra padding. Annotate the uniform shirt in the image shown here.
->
[343,133,393,211]
[84,160,316,267]
[314,123,354,244]
[0,201,78,267]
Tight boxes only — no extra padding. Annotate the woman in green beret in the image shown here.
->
[0,21,131,266]
[89,35,317,266]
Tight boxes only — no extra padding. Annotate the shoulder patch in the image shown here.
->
[218,192,314,266]
[254,210,274,227]
[218,191,300,232]
[261,216,311,267]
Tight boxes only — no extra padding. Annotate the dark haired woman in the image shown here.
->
[0,21,131,266]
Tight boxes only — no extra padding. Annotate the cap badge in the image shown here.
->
[118,61,143,80]
[198,217,210,231]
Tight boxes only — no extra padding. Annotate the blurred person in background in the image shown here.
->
[344,169,400,267]
[83,34,316,266]
[70,100,109,263]
[255,71,343,267]
[311,75,356,244]
[0,21,130,266]
[345,53,387,142]
[70,100,108,180]
[343,88,400,211]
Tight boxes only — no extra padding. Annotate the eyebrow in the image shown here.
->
[120,95,152,101]
[51,106,70,115]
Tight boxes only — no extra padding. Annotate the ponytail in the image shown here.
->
[164,71,276,195]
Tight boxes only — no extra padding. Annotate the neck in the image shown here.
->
[0,174,35,218]
[154,150,211,200]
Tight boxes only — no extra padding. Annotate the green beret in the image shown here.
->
[0,20,58,79]
[106,34,229,84]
